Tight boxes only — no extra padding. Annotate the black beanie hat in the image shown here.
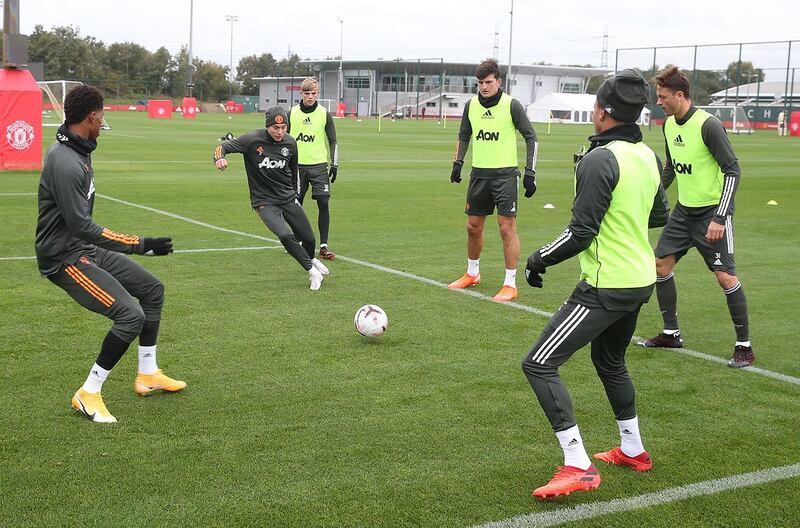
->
[264,106,288,127]
[596,69,650,123]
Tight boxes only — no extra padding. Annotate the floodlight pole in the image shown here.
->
[734,43,742,106]
[782,40,792,134]
[226,14,238,99]
[337,18,344,102]
[187,0,194,97]
[506,0,514,93]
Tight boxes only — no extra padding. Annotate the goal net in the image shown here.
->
[317,99,334,114]
[38,80,111,129]
[698,106,753,135]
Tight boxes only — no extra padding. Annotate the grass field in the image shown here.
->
[1,112,799,527]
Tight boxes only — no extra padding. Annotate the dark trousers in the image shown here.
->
[257,200,315,271]
[48,247,164,343]
[521,288,643,432]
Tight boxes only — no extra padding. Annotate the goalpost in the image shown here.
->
[38,80,111,129]
[317,99,334,113]
[698,106,753,135]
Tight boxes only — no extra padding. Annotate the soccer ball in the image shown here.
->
[354,305,388,337]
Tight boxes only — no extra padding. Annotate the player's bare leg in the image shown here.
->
[449,215,485,289]
[493,215,519,301]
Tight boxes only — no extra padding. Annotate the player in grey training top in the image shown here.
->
[213,106,330,290]
[448,58,539,302]
[35,85,185,424]
[641,66,753,369]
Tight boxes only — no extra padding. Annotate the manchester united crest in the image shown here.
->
[6,120,35,150]
[281,147,289,157]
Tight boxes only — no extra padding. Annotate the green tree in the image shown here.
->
[276,53,302,77]
[193,59,230,102]
[28,25,100,80]
[236,53,278,94]
[165,46,191,97]
[726,61,765,87]
[145,47,172,95]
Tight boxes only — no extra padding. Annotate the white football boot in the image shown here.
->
[312,258,329,275]
[309,267,324,290]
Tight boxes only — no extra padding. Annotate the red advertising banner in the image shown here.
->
[224,101,244,113]
[182,97,198,119]
[148,100,172,119]
[0,68,43,170]
[790,112,800,137]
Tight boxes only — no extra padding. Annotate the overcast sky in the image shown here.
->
[14,0,800,81]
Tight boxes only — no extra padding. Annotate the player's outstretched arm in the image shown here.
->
[52,158,149,255]
[213,134,251,171]
[134,237,174,256]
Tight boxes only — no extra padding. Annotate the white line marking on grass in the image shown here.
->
[0,246,282,261]
[95,194,800,387]
[0,192,36,196]
[337,255,553,319]
[97,194,279,242]
[471,463,800,528]
[662,346,800,386]
[174,245,283,253]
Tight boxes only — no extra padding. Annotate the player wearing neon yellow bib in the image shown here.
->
[641,66,753,369]
[287,78,339,260]
[521,70,668,499]
[447,59,539,302]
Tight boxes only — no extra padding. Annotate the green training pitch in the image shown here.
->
[1,112,799,527]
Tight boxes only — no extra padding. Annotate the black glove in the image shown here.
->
[450,162,463,184]
[329,166,338,183]
[138,237,174,256]
[525,253,546,288]
[523,169,537,198]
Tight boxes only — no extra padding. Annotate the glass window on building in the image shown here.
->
[278,98,288,104]
[448,102,458,108]
[346,76,370,89]
[561,82,581,94]
[381,75,407,92]
[426,101,436,107]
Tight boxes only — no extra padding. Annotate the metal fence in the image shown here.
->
[615,40,800,125]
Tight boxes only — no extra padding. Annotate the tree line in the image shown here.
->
[573,62,765,106]
[3,25,311,102]
[4,25,766,105]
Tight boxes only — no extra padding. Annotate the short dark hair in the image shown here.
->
[63,85,104,125]
[475,58,502,80]
[654,66,690,99]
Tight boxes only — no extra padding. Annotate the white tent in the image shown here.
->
[527,93,596,124]
[526,93,650,125]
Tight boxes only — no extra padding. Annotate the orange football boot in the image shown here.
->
[532,465,602,500]
[448,273,481,289]
[134,370,187,396]
[492,285,518,301]
[593,447,652,472]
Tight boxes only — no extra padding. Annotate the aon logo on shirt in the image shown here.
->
[476,129,500,141]
[297,133,316,142]
[673,160,692,174]
[258,157,287,169]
